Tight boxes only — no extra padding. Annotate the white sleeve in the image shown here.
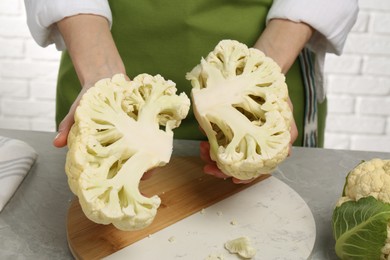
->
[267,0,359,55]
[24,0,112,51]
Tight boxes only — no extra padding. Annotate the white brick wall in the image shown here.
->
[324,0,390,152]
[0,0,60,132]
[0,0,389,153]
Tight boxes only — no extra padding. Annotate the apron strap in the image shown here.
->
[299,48,318,147]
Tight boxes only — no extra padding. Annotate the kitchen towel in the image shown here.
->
[0,136,38,212]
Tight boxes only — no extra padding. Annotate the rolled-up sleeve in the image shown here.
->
[24,0,112,50]
[267,0,359,55]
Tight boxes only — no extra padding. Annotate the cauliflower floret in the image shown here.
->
[65,74,190,231]
[343,158,390,204]
[186,39,292,180]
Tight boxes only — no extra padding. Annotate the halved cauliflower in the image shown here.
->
[186,39,292,180]
[65,74,190,231]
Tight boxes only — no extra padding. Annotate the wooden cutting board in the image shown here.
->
[66,156,269,260]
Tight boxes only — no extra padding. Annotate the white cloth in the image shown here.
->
[0,136,38,212]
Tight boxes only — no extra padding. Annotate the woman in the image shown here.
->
[24,0,358,181]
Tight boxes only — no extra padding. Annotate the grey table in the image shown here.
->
[0,128,389,260]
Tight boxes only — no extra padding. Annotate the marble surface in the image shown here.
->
[0,128,389,259]
[106,176,316,260]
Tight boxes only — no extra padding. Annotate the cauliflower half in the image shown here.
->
[332,159,390,260]
[65,74,190,231]
[186,39,292,180]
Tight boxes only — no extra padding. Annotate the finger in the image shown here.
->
[232,177,254,184]
[53,131,68,148]
[199,141,213,164]
[53,85,91,148]
[290,118,298,145]
[203,164,230,179]
[53,113,74,148]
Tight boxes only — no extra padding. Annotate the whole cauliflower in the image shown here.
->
[65,74,190,231]
[332,159,390,260]
[186,39,292,180]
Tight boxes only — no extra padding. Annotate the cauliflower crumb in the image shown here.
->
[230,219,237,226]
[200,208,206,214]
[168,236,176,243]
[217,211,223,216]
[224,236,256,259]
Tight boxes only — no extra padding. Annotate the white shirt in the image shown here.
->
[269,0,358,56]
[24,0,112,51]
[267,0,359,101]
[24,0,358,54]
[24,0,359,100]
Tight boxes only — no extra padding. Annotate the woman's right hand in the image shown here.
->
[53,84,91,148]
[53,14,126,147]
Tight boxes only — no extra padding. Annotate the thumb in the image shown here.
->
[53,114,74,148]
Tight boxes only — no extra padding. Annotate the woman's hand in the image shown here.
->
[199,96,297,184]
[200,141,254,184]
[53,85,90,148]
[53,14,126,148]
[53,14,158,182]
[199,19,311,183]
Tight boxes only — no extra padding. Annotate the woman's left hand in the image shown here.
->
[199,141,255,184]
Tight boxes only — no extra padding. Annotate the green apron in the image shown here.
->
[56,0,326,147]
